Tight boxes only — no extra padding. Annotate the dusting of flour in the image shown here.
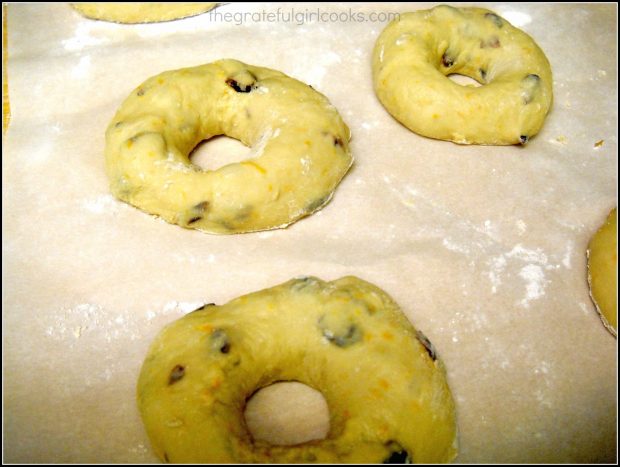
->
[487,244,553,308]
[518,264,548,308]
[81,194,120,214]
[383,179,572,308]
[45,300,205,347]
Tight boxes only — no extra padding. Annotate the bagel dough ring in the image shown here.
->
[372,5,553,145]
[587,208,617,336]
[137,276,458,463]
[105,59,353,234]
[71,3,217,24]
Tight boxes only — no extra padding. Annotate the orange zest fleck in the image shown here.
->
[241,160,267,174]
[198,324,213,333]
[382,331,394,341]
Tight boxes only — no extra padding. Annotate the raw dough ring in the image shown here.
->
[587,208,617,336]
[137,276,457,463]
[372,5,553,145]
[71,3,217,24]
[105,59,353,234]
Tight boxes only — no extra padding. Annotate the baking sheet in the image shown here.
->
[2,2,617,463]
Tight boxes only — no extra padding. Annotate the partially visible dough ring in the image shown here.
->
[105,59,353,234]
[137,276,458,463]
[587,208,617,336]
[71,3,217,24]
[372,5,553,145]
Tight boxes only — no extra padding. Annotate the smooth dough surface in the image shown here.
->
[71,3,217,24]
[105,59,353,234]
[137,276,457,463]
[587,208,617,336]
[372,5,553,145]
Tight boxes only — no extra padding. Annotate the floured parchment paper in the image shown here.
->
[2,2,617,463]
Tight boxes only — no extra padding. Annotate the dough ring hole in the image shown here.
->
[447,73,482,88]
[243,381,330,446]
[189,135,253,172]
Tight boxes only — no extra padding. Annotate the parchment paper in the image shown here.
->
[2,2,617,463]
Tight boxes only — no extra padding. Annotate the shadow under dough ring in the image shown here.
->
[372,5,553,145]
[71,3,217,23]
[105,59,353,234]
[137,276,457,463]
